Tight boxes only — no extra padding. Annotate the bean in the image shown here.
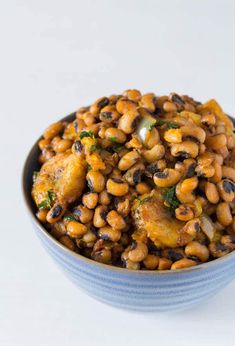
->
[59,235,75,251]
[82,192,99,209]
[205,182,220,204]
[98,226,121,242]
[93,205,108,228]
[154,168,181,187]
[185,241,209,262]
[143,254,159,270]
[86,171,105,193]
[106,178,129,196]
[118,150,140,171]
[44,122,63,140]
[158,258,172,270]
[106,210,126,230]
[128,241,148,262]
[216,202,233,226]
[105,128,127,143]
[67,221,88,238]
[171,258,197,270]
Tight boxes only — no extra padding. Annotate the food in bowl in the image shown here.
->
[31,90,235,270]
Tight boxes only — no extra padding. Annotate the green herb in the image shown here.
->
[32,171,39,183]
[156,119,179,129]
[63,214,78,221]
[80,130,94,139]
[163,186,180,210]
[112,144,124,153]
[109,136,118,142]
[90,144,101,153]
[37,189,56,210]
[138,196,152,206]
[148,122,157,131]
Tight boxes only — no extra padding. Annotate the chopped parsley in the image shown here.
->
[163,186,180,210]
[90,144,101,153]
[63,214,78,221]
[156,119,179,129]
[112,144,124,153]
[148,122,157,131]
[38,190,56,210]
[109,136,118,142]
[80,130,94,139]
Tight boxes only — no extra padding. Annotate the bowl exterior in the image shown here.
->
[23,112,235,312]
[33,222,235,312]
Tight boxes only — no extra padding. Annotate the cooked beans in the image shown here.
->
[32,89,235,270]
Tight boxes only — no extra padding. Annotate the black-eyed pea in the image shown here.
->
[140,93,156,112]
[125,259,140,270]
[93,205,108,228]
[154,168,181,187]
[221,235,235,250]
[90,96,109,115]
[66,221,88,238]
[161,249,184,262]
[105,128,127,143]
[106,178,129,196]
[118,111,140,134]
[196,165,215,178]
[46,204,65,224]
[222,166,235,182]
[143,254,159,270]
[99,105,121,122]
[59,235,75,251]
[118,150,140,171]
[50,222,67,239]
[171,258,197,270]
[181,125,206,144]
[91,248,112,264]
[36,209,48,223]
[209,161,222,183]
[43,122,64,140]
[123,89,142,102]
[128,241,148,262]
[144,128,160,149]
[217,146,229,159]
[158,258,172,270]
[106,210,126,230]
[136,182,151,195]
[209,242,230,258]
[164,128,182,143]
[169,93,185,110]
[205,134,227,150]
[38,138,51,150]
[73,205,94,223]
[39,148,54,164]
[216,202,233,226]
[217,179,235,202]
[185,241,209,262]
[142,144,165,163]
[175,205,194,221]
[171,141,199,158]
[116,197,131,216]
[183,218,200,237]
[116,97,138,114]
[98,190,112,205]
[53,139,72,153]
[86,170,105,193]
[176,181,196,204]
[163,101,177,113]
[82,192,99,209]
[124,162,145,186]
[98,226,121,242]
[205,182,220,204]
[199,143,206,154]
[180,177,198,194]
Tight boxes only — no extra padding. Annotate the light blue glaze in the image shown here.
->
[32,219,235,311]
[23,112,235,312]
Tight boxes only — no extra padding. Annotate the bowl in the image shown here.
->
[22,112,235,312]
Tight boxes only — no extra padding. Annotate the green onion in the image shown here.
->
[163,186,180,210]
[63,214,78,221]
[156,119,179,129]
[37,189,56,210]
[80,130,94,139]
[90,144,101,153]
[109,136,118,142]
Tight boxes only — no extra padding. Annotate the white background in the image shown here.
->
[1,1,235,345]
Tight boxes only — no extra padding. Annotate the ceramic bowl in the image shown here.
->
[22,112,235,312]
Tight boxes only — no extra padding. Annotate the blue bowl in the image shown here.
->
[22,112,235,312]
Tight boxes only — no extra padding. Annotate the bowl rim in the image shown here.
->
[22,111,235,276]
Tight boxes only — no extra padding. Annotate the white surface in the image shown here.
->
[1,1,235,345]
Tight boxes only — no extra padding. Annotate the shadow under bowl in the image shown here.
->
[22,112,235,312]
